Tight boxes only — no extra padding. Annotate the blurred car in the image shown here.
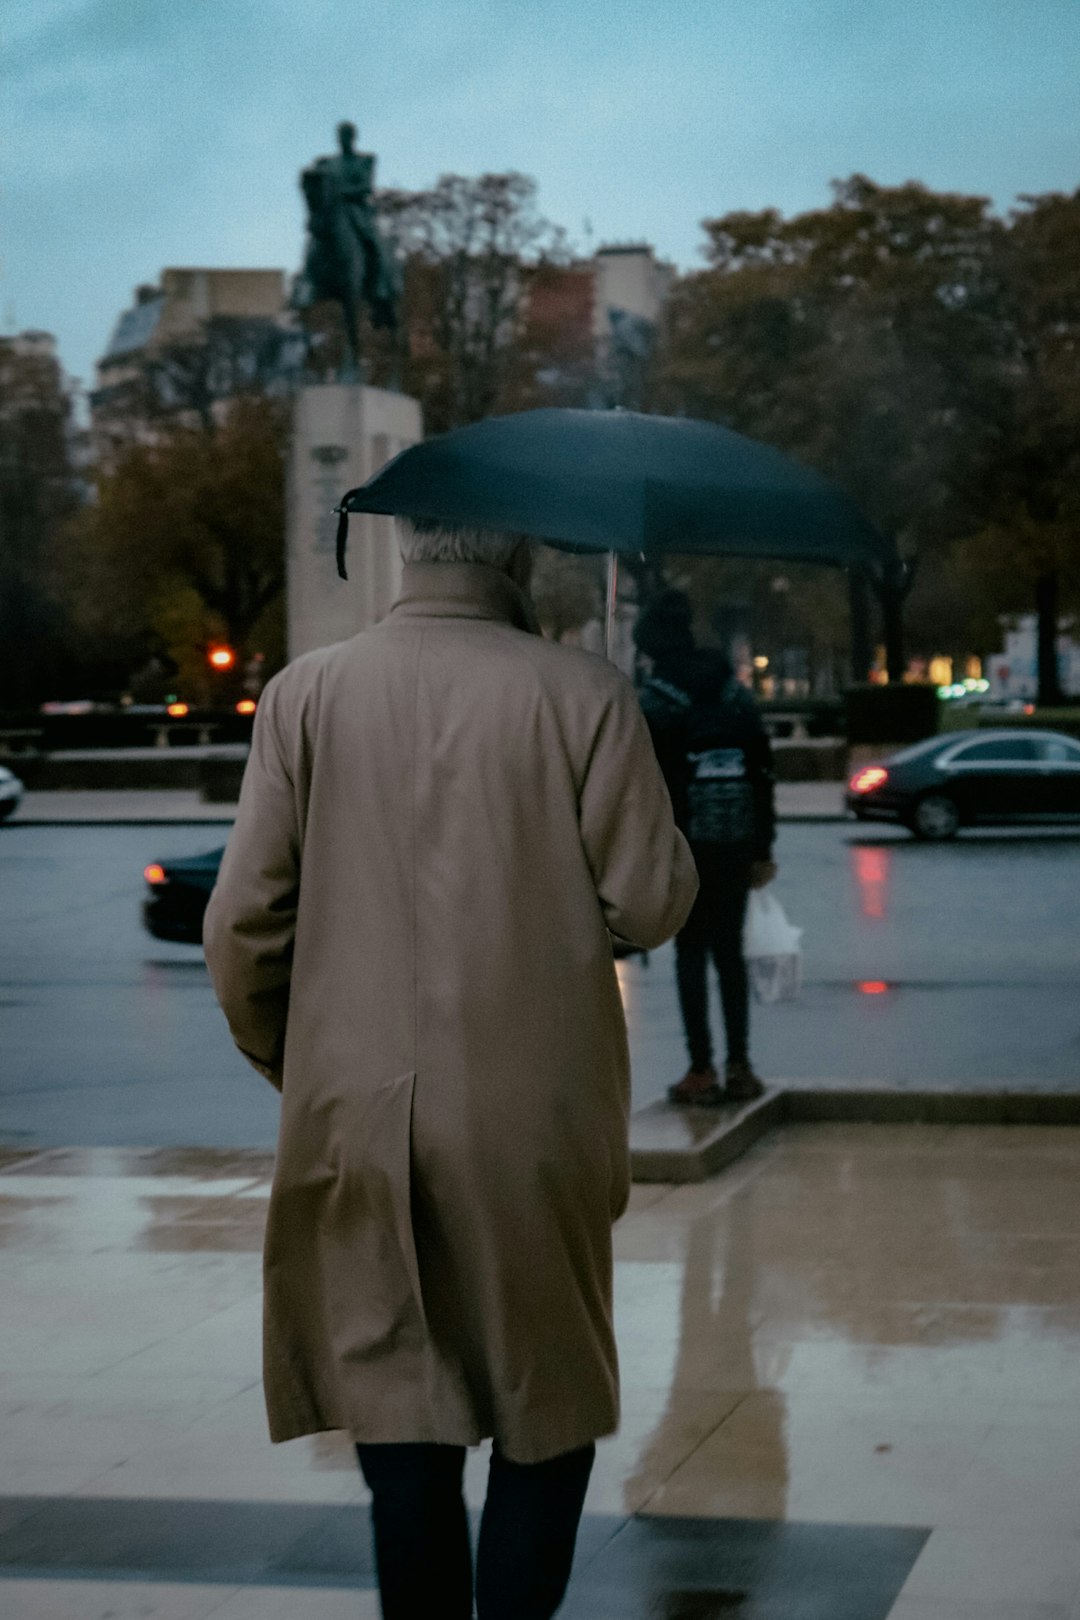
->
[0,765,25,821]
[142,844,650,959]
[142,847,224,942]
[951,696,1030,715]
[847,728,1080,839]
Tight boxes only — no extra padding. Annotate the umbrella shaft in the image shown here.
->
[604,551,619,661]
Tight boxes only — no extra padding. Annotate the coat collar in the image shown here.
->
[388,561,542,636]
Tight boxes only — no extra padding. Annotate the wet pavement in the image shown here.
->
[4,819,1080,1615]
[0,825,278,1148]
[624,821,1080,1103]
[2,822,1079,1148]
[4,1124,1080,1616]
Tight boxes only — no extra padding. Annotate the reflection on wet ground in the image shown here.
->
[6,824,1080,1152]
[1,1146,275,1179]
[853,844,892,921]
[4,1124,1080,1615]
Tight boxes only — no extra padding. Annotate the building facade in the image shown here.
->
[521,243,675,408]
[987,616,1080,700]
[91,268,293,445]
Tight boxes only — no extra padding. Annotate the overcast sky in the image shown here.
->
[5,0,1080,388]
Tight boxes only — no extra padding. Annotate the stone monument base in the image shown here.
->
[286,383,423,659]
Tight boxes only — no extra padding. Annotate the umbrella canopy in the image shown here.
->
[336,407,897,580]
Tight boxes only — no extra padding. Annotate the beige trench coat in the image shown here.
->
[204,561,697,1463]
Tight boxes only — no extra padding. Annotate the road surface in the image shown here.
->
[2,821,1078,1145]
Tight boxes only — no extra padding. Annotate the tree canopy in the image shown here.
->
[65,395,287,703]
[10,169,1079,705]
[651,178,1080,689]
[0,339,84,706]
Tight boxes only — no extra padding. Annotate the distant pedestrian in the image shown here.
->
[635,590,777,1105]
[204,523,697,1619]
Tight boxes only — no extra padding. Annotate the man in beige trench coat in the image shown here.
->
[204,518,698,1619]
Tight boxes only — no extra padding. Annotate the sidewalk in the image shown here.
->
[9,790,239,824]
[3,1124,1080,1616]
[7,780,848,825]
[776,779,846,819]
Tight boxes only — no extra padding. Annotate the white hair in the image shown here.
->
[396,515,525,569]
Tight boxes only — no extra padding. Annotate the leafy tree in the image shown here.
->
[71,309,297,700]
[66,395,287,702]
[0,338,84,707]
[376,172,573,430]
[654,176,1080,696]
[652,177,1013,679]
[670,556,853,695]
[959,189,1080,701]
[94,315,302,449]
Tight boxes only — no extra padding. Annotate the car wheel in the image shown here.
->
[910,793,960,841]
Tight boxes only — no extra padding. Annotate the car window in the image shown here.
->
[890,735,961,764]
[1037,737,1080,763]
[951,738,1038,763]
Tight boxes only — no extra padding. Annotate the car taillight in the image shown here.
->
[849,766,889,794]
[144,864,168,885]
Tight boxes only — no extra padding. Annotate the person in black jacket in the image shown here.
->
[635,590,777,1104]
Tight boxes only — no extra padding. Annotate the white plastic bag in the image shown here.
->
[744,887,803,1003]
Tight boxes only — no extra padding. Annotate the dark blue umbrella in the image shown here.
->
[335,407,897,653]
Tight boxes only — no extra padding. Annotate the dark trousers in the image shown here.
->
[675,845,753,1070]
[356,1439,595,1619]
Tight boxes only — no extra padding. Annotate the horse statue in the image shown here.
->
[293,122,400,377]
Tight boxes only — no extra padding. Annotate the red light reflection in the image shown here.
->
[852,844,892,920]
[858,980,889,995]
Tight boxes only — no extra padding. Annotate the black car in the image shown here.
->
[847,728,1080,839]
[140,844,648,958]
[143,847,224,942]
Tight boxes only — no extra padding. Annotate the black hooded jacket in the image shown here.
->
[638,647,776,861]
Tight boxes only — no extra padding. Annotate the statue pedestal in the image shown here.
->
[286,383,423,659]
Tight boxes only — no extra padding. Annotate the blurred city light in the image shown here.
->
[236,698,257,714]
[857,980,889,995]
[208,646,236,670]
[166,701,189,717]
[937,679,991,699]
[143,864,167,885]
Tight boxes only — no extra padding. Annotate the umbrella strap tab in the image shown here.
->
[335,507,349,581]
